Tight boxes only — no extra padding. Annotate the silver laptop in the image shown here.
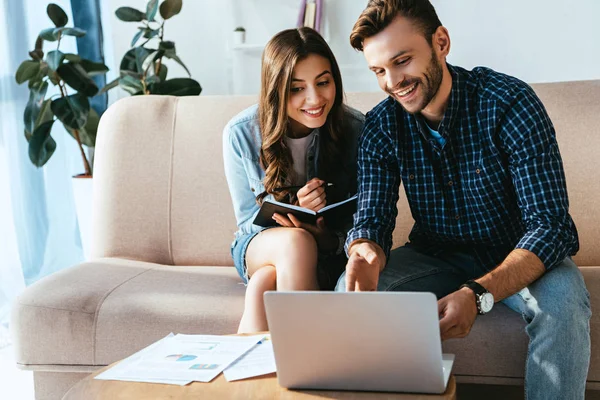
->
[264,291,454,394]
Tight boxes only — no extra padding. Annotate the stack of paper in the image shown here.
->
[95,333,276,385]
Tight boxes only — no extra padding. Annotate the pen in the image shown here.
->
[272,182,335,192]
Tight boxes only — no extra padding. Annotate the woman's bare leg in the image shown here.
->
[237,265,276,333]
[237,228,319,333]
[246,227,319,289]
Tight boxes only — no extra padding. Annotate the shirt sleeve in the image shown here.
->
[499,86,579,270]
[222,123,263,234]
[345,113,401,261]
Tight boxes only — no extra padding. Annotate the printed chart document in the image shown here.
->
[223,335,276,381]
[95,333,191,385]
[95,334,262,384]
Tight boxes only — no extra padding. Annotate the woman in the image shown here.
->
[223,27,364,333]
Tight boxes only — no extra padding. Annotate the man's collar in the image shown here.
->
[439,63,463,133]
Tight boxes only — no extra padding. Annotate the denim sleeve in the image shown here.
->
[222,123,261,234]
[345,114,400,261]
[500,87,578,270]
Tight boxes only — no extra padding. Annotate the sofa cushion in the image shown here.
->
[443,304,528,379]
[11,258,245,367]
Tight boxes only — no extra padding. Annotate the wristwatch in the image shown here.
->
[460,280,494,315]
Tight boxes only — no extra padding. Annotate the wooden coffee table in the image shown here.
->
[63,333,456,400]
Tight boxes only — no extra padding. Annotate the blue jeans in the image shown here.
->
[335,243,591,399]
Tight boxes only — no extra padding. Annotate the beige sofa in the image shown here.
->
[11,81,600,399]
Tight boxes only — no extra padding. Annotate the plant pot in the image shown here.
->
[233,30,246,46]
[72,174,93,260]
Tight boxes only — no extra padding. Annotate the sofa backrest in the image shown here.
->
[92,81,600,267]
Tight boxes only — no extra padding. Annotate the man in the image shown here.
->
[336,0,591,398]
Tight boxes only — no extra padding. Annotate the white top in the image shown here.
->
[284,130,316,184]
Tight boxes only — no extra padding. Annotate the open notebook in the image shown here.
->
[253,195,357,228]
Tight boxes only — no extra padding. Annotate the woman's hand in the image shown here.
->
[272,214,338,252]
[297,178,327,211]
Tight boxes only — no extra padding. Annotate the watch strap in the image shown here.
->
[460,280,488,296]
[460,280,493,315]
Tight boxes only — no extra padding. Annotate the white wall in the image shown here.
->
[103,0,600,97]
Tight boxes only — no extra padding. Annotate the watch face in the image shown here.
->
[480,293,494,313]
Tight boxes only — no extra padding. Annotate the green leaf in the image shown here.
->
[168,54,191,77]
[119,75,145,95]
[66,108,98,147]
[47,68,60,86]
[146,75,160,85]
[150,78,201,96]
[79,59,109,76]
[16,60,41,84]
[36,99,54,128]
[40,27,59,41]
[47,3,68,27]
[26,99,54,142]
[134,47,153,73]
[119,70,142,79]
[57,62,99,97]
[120,47,151,75]
[97,77,120,95]
[28,78,44,90]
[159,40,175,54]
[24,81,49,138]
[64,53,81,62]
[158,64,168,82]
[29,120,57,167]
[56,27,86,38]
[141,50,160,74]
[47,50,65,71]
[146,0,159,21]
[159,0,182,20]
[131,29,144,47]
[51,93,90,130]
[143,28,160,39]
[115,7,145,22]
[119,48,138,74]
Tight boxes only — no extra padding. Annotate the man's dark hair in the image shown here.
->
[350,0,442,51]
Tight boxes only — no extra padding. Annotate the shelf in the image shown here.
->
[231,43,265,52]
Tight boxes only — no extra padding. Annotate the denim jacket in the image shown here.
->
[223,104,365,242]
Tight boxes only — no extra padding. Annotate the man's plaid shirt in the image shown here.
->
[346,64,578,271]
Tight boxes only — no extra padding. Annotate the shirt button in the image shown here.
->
[448,181,453,186]
[251,188,255,192]
[455,215,460,220]
[409,174,415,180]
[475,168,481,174]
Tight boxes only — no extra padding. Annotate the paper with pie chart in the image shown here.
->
[95,334,263,384]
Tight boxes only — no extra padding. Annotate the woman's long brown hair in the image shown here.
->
[257,27,347,205]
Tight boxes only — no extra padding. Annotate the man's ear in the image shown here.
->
[433,26,451,58]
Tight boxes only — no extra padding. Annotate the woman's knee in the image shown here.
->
[265,228,318,270]
[246,228,317,275]
[279,228,318,255]
[247,266,277,294]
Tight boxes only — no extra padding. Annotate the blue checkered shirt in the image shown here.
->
[346,64,578,271]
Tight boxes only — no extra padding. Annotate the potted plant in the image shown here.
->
[109,0,201,96]
[233,26,246,45]
[14,3,109,177]
[14,3,111,259]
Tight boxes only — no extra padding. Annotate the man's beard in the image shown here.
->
[387,49,444,114]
